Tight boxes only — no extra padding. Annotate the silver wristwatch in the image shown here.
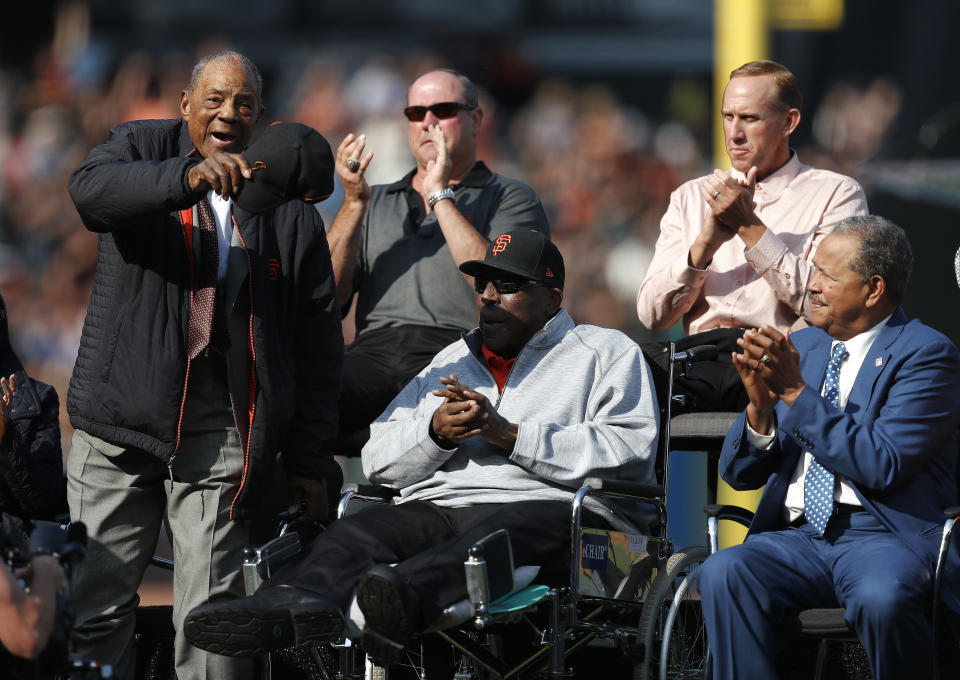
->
[427,187,455,209]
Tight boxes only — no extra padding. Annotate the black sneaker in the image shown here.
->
[357,564,420,666]
[184,585,343,657]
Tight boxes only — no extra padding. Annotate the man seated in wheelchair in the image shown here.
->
[184,228,659,665]
[698,216,960,680]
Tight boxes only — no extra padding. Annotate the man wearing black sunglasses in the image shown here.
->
[325,69,549,457]
[184,229,658,666]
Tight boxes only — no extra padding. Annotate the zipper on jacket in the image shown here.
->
[228,221,257,520]
[170,207,197,473]
[172,207,256,520]
[467,335,526,411]
[494,360,518,410]
[489,323,551,409]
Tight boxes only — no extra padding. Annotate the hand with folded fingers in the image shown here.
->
[430,399,482,446]
[430,373,518,450]
[187,152,252,198]
[733,330,778,433]
[736,326,806,406]
[702,167,759,227]
[432,373,470,402]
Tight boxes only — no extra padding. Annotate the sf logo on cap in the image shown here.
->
[492,234,512,256]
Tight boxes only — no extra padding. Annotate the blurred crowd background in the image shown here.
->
[3,0,960,447]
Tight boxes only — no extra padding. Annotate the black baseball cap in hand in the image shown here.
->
[234,122,335,213]
[460,229,564,289]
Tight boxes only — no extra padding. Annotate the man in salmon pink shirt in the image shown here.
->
[637,60,868,411]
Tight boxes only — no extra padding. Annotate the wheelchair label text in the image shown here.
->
[629,534,648,554]
[581,533,609,569]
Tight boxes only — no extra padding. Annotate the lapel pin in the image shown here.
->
[875,357,883,367]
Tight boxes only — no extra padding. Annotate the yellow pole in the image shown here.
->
[713,0,769,547]
[713,0,769,168]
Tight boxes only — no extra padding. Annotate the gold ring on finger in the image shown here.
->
[760,354,772,366]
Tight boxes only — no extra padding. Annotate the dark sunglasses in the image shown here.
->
[474,276,544,295]
[403,102,475,122]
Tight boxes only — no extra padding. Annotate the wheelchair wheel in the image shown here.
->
[658,566,710,680]
[634,546,709,680]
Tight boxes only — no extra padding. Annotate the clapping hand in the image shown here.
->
[430,373,518,450]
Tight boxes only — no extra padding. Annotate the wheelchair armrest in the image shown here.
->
[338,483,400,519]
[704,503,755,527]
[704,504,755,555]
[342,482,400,500]
[465,529,517,629]
[932,507,960,663]
[582,477,664,500]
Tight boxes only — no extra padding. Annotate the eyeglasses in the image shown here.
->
[474,276,544,295]
[403,102,475,122]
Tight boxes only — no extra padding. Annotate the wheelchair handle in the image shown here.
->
[673,344,719,363]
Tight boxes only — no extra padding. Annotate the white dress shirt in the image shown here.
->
[207,190,234,281]
[747,314,892,522]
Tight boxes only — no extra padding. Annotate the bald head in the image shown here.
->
[406,69,483,175]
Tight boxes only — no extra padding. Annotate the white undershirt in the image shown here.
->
[206,191,233,281]
[747,314,892,522]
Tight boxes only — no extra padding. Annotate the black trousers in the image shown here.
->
[274,500,594,625]
[337,325,462,456]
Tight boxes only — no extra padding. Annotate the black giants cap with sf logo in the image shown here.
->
[459,229,564,289]
[234,122,335,213]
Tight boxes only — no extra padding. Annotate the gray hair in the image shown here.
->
[833,215,913,304]
[188,50,263,101]
[409,68,479,109]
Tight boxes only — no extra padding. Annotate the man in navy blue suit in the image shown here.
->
[698,215,960,680]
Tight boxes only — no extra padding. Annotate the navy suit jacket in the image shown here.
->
[720,307,960,609]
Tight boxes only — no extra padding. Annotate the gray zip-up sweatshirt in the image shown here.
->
[363,309,659,516]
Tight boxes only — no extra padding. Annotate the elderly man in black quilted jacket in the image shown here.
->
[65,51,343,680]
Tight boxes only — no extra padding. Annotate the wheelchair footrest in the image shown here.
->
[488,584,550,615]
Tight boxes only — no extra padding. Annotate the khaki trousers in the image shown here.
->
[67,354,253,680]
